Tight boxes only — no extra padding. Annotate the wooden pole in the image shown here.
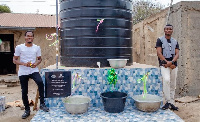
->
[33,89,39,111]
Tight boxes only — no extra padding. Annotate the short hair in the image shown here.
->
[25,31,34,37]
[164,24,173,29]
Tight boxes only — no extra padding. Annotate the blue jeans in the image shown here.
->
[19,72,44,110]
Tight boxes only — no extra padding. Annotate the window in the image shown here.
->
[0,41,11,52]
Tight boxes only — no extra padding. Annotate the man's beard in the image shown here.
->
[165,34,171,36]
[27,42,32,44]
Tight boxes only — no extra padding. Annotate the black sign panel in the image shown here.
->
[45,71,71,98]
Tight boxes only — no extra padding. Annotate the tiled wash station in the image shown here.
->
[31,68,183,121]
[0,96,5,113]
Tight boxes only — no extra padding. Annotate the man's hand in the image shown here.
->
[170,64,176,69]
[26,62,37,68]
[31,63,37,68]
[162,61,172,68]
[162,64,168,68]
[25,62,32,67]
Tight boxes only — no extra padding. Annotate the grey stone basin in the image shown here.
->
[107,59,129,68]
[63,95,91,114]
[133,94,162,112]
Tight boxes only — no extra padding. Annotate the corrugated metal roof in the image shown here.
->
[0,13,58,28]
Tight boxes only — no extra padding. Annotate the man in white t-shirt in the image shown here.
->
[13,31,49,119]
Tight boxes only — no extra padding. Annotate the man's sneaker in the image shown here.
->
[162,102,170,110]
[40,103,49,112]
[22,110,30,119]
[169,103,179,111]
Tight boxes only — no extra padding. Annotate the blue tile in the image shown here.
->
[36,67,175,120]
[31,107,183,122]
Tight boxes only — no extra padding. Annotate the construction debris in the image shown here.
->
[6,99,34,108]
[0,75,20,87]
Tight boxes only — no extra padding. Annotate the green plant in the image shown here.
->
[107,68,118,91]
[137,72,150,98]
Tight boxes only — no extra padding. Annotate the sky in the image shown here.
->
[0,0,200,14]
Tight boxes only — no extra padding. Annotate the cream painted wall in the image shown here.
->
[0,28,59,72]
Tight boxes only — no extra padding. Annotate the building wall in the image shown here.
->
[132,1,200,96]
[0,28,59,72]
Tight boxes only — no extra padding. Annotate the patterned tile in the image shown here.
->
[31,106,183,122]
[0,96,5,113]
[41,68,163,107]
[31,68,183,121]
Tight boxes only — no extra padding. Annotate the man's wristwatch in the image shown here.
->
[171,61,175,65]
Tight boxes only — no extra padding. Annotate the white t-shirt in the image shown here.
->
[14,43,41,76]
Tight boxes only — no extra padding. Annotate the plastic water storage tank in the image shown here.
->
[60,0,133,67]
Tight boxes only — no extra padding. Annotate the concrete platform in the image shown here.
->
[31,67,183,121]
[0,74,19,87]
[31,106,183,122]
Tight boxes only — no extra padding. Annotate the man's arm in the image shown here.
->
[13,56,27,66]
[156,47,172,68]
[13,46,30,67]
[156,38,168,64]
[156,47,167,62]
[170,48,179,69]
[172,49,179,62]
[31,56,42,68]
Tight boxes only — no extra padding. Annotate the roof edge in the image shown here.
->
[0,26,35,30]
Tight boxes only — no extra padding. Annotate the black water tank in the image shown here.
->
[60,0,133,67]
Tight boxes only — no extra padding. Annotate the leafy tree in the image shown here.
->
[0,5,11,13]
[132,0,164,24]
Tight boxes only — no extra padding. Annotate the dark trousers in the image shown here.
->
[19,72,45,110]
